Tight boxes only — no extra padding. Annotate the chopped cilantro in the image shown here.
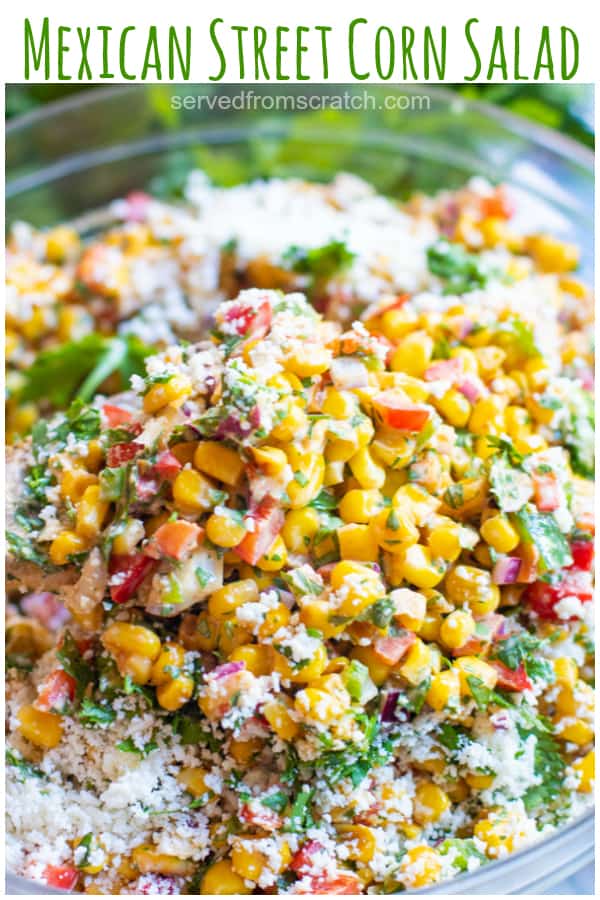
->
[6,748,45,781]
[57,631,94,701]
[116,737,158,757]
[283,240,355,282]
[78,699,116,727]
[513,506,573,572]
[261,791,288,813]
[427,239,500,294]
[7,531,49,567]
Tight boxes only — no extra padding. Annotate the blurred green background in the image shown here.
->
[5,83,594,147]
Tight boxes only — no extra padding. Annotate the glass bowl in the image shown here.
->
[5,84,594,896]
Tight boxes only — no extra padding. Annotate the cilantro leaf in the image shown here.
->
[284,240,355,282]
[261,791,288,813]
[513,506,573,572]
[56,631,94,700]
[6,748,45,781]
[78,698,116,727]
[427,239,499,294]
[116,737,158,757]
[7,531,49,567]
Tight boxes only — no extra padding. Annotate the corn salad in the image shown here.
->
[6,177,594,895]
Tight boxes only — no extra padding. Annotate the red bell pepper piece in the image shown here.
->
[102,403,133,428]
[153,450,182,481]
[373,391,430,432]
[290,840,325,875]
[235,496,284,566]
[107,442,144,468]
[43,865,79,892]
[524,570,593,621]
[480,185,515,220]
[374,633,416,666]
[569,539,594,572]
[109,553,157,604]
[35,669,77,713]
[491,660,532,692]
[224,299,272,338]
[532,471,560,512]
[295,874,363,895]
[239,804,282,832]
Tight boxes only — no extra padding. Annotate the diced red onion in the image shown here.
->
[330,356,369,389]
[215,414,253,440]
[21,592,70,631]
[457,378,483,403]
[424,357,463,382]
[380,690,400,722]
[490,710,511,731]
[211,660,245,680]
[492,556,522,585]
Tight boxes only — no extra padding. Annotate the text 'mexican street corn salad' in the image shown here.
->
[5,173,594,895]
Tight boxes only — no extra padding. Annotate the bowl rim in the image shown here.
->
[6,82,594,173]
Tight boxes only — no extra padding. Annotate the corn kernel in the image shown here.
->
[399,638,432,686]
[439,609,476,650]
[172,469,216,514]
[143,374,192,414]
[282,507,320,553]
[205,510,247,548]
[445,565,500,616]
[200,859,253,894]
[480,514,520,553]
[414,782,450,824]
[75,485,110,539]
[193,441,245,485]
[17,704,62,748]
[102,623,161,660]
[231,844,266,881]
[150,642,185,685]
[454,656,498,696]
[573,750,594,793]
[132,845,193,877]
[426,669,461,711]
[229,644,273,676]
[263,699,300,740]
[390,332,434,377]
[337,523,379,562]
[49,530,89,566]
[156,675,195,711]
[338,825,377,863]
[400,846,442,888]
[436,389,471,428]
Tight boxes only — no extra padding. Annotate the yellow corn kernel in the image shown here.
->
[526,234,579,273]
[397,544,445,589]
[170,441,199,465]
[156,675,195,711]
[393,484,440,526]
[513,432,548,455]
[436,389,471,428]
[338,825,377,863]
[330,561,385,618]
[258,603,291,639]
[150,642,185,686]
[102,623,161,660]
[400,846,442,888]
[263,699,300,740]
[230,736,263,766]
[295,686,349,723]
[21,306,50,341]
[251,536,285,574]
[274,642,328,684]
[17,704,62,749]
[205,510,246,548]
[282,507,320,553]
[414,782,450,825]
[350,646,391,686]
[172,469,216,514]
[284,345,332,377]
[465,773,495,790]
[231,844,266,881]
[439,609,476,650]
[61,467,98,502]
[480,514,520,553]
[299,598,345,640]
[454,656,498,696]
[45,225,80,262]
[377,306,419,340]
[75,485,110,540]
[287,454,325,508]
[57,305,90,342]
[474,345,507,377]
[573,750,594,793]
[193,441,244,486]
[178,766,211,798]
[75,835,105,874]
[49,530,89,566]
[337,523,379,562]
[348,448,386,490]
[427,521,462,562]
[445,565,500,616]
[523,357,551,391]
[389,587,426,631]
[426,669,461,711]
[112,518,145,555]
[554,680,595,717]
[555,718,593,746]
[209,579,258,618]
[269,399,308,442]
[468,395,506,435]
[229,644,273,677]
[474,814,522,858]
[553,657,578,689]
[324,460,346,486]
[399,638,432,686]
[390,332,434,377]
[143,374,192,414]
[251,445,288,475]
[370,507,419,554]
[200,859,253,895]
[132,845,193,877]
[339,489,383,524]
[321,387,358,419]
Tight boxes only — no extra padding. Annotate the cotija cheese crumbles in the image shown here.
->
[5,173,594,895]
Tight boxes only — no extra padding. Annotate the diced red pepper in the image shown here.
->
[235,496,284,566]
[480,185,515,220]
[373,391,430,432]
[570,539,594,572]
[532,471,560,512]
[290,840,325,875]
[295,874,363,895]
[153,451,182,481]
[43,865,79,892]
[452,613,505,657]
[224,299,272,338]
[424,357,463,382]
[102,403,134,428]
[239,804,282,832]
[35,669,77,713]
[491,660,532,692]
[134,470,160,502]
[150,520,202,561]
[374,633,416,666]
[109,553,157,604]
[107,441,144,468]
[524,569,593,621]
